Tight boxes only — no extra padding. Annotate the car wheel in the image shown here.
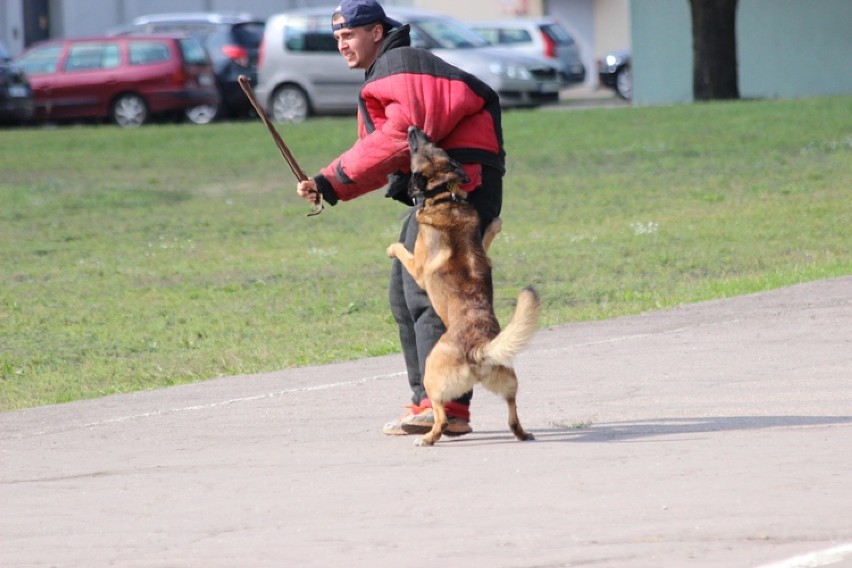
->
[615,65,632,100]
[185,104,217,125]
[111,93,148,128]
[271,84,310,123]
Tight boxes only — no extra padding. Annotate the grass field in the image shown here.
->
[1,96,850,411]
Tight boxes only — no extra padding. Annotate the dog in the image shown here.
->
[386,126,541,446]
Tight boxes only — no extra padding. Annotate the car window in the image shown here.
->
[471,27,532,45]
[178,38,209,64]
[284,19,338,53]
[128,41,171,65]
[410,19,489,49]
[472,28,499,44]
[540,23,575,46]
[499,29,533,44]
[231,22,264,48]
[64,43,121,71]
[17,45,63,74]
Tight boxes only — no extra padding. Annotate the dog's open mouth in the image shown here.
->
[406,126,470,203]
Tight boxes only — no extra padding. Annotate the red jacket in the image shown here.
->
[314,25,505,205]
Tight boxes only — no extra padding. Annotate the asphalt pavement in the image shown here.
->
[2,276,851,568]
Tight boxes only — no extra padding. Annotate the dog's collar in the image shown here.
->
[400,182,466,220]
[418,181,465,205]
[425,190,463,206]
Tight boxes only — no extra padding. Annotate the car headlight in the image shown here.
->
[488,61,532,81]
[605,55,619,67]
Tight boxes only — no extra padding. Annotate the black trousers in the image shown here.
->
[388,166,503,408]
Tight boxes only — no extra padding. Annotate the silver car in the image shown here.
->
[469,18,586,86]
[256,7,562,122]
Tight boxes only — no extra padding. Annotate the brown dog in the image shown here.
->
[386,126,541,446]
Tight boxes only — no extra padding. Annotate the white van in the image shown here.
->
[255,9,364,123]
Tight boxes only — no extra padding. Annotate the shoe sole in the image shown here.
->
[383,420,412,436]
[398,423,432,435]
[399,422,472,437]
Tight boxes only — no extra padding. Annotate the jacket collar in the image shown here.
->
[365,24,411,79]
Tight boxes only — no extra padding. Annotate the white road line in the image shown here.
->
[6,371,406,438]
[754,543,852,568]
[82,371,407,428]
[529,318,745,353]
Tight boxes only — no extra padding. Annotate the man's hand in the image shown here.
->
[297,179,320,204]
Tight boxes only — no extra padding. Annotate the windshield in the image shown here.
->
[178,38,210,65]
[17,45,64,75]
[541,23,576,46]
[410,17,490,49]
[231,22,264,49]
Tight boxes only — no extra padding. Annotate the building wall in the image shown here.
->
[411,0,542,20]
[593,0,629,58]
[630,0,691,105]
[738,0,852,99]
[631,0,852,105]
[0,0,26,54]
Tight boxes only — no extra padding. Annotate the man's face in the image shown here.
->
[332,19,384,70]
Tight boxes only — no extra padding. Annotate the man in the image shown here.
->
[296,0,505,437]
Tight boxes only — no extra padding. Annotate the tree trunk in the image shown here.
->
[690,0,740,100]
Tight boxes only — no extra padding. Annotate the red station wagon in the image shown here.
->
[16,35,219,127]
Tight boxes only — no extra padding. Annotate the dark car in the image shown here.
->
[16,35,219,127]
[0,41,34,124]
[113,13,265,119]
[598,49,631,100]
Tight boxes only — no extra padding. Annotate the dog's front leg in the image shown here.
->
[416,403,447,447]
[386,243,418,277]
[482,217,502,252]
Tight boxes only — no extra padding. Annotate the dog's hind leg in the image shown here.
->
[483,367,535,442]
[506,395,535,441]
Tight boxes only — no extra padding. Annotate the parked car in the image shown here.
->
[468,18,586,86]
[256,7,563,123]
[15,35,219,127]
[598,49,631,100]
[111,12,265,120]
[0,41,34,124]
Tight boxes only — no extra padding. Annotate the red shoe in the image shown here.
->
[382,403,472,437]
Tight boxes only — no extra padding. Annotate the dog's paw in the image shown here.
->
[415,436,435,447]
[385,244,398,258]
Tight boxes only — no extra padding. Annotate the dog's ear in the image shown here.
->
[453,160,470,185]
[407,126,431,156]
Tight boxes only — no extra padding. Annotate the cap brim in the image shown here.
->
[382,16,402,29]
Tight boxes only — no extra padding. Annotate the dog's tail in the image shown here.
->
[480,286,541,368]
